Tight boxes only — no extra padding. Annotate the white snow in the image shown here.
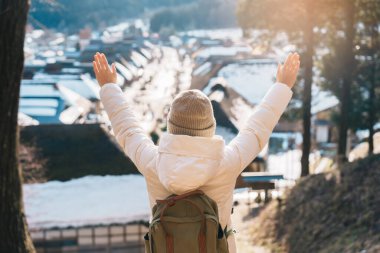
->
[196,46,251,61]
[120,47,181,133]
[311,88,339,114]
[23,175,150,229]
[267,150,302,180]
[182,28,244,40]
[204,59,278,105]
[229,96,255,130]
[18,112,39,126]
[355,123,380,140]
[193,62,212,76]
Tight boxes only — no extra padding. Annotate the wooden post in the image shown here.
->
[123,225,127,243]
[138,224,142,253]
[107,225,111,253]
[92,227,95,246]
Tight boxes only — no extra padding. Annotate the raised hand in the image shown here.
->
[276,52,300,89]
[93,52,117,87]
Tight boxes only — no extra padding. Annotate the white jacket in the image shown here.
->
[100,82,293,253]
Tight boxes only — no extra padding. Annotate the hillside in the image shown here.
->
[29,0,196,31]
[248,155,380,253]
[29,0,236,33]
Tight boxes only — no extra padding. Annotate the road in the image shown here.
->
[231,198,272,253]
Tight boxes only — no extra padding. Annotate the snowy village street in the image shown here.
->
[121,47,192,133]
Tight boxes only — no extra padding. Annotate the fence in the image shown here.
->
[30,222,149,253]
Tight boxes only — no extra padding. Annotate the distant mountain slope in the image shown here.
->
[29,0,196,31]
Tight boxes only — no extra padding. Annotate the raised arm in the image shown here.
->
[93,53,157,175]
[225,53,300,176]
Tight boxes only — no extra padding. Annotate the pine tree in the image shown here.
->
[236,0,333,176]
[355,0,380,155]
[320,0,379,158]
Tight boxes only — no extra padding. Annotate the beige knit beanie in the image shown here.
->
[167,89,216,137]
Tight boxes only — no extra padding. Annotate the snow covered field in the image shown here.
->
[24,175,150,229]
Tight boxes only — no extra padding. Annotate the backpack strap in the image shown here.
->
[156,190,205,205]
[156,190,207,253]
[224,226,236,238]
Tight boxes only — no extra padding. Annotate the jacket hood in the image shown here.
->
[157,133,225,194]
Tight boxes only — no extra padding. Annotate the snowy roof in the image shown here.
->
[57,78,100,101]
[193,62,212,76]
[207,80,255,131]
[19,84,63,121]
[18,112,39,126]
[33,73,81,80]
[20,106,58,117]
[215,126,236,144]
[20,98,59,107]
[22,79,56,85]
[20,84,61,98]
[138,48,153,60]
[131,51,148,67]
[19,82,92,124]
[204,59,278,105]
[24,175,150,229]
[57,85,92,124]
[311,89,339,114]
[196,46,251,60]
[115,62,134,81]
[182,28,243,40]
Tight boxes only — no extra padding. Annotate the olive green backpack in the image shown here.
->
[144,190,230,253]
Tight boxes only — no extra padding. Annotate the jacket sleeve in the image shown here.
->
[225,83,293,176]
[99,83,158,175]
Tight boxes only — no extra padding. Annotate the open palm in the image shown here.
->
[93,52,117,87]
[276,53,300,89]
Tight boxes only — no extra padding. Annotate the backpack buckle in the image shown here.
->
[167,198,176,207]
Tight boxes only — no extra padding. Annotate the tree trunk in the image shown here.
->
[368,62,376,155]
[368,25,379,155]
[337,0,355,166]
[300,1,314,177]
[0,0,35,252]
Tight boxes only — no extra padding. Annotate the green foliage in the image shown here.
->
[236,0,333,175]
[235,0,333,113]
[237,0,380,143]
[319,0,380,131]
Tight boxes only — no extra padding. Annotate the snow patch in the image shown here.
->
[23,175,150,229]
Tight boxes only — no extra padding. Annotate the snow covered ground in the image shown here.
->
[23,175,150,229]
[267,150,302,180]
[23,151,301,231]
